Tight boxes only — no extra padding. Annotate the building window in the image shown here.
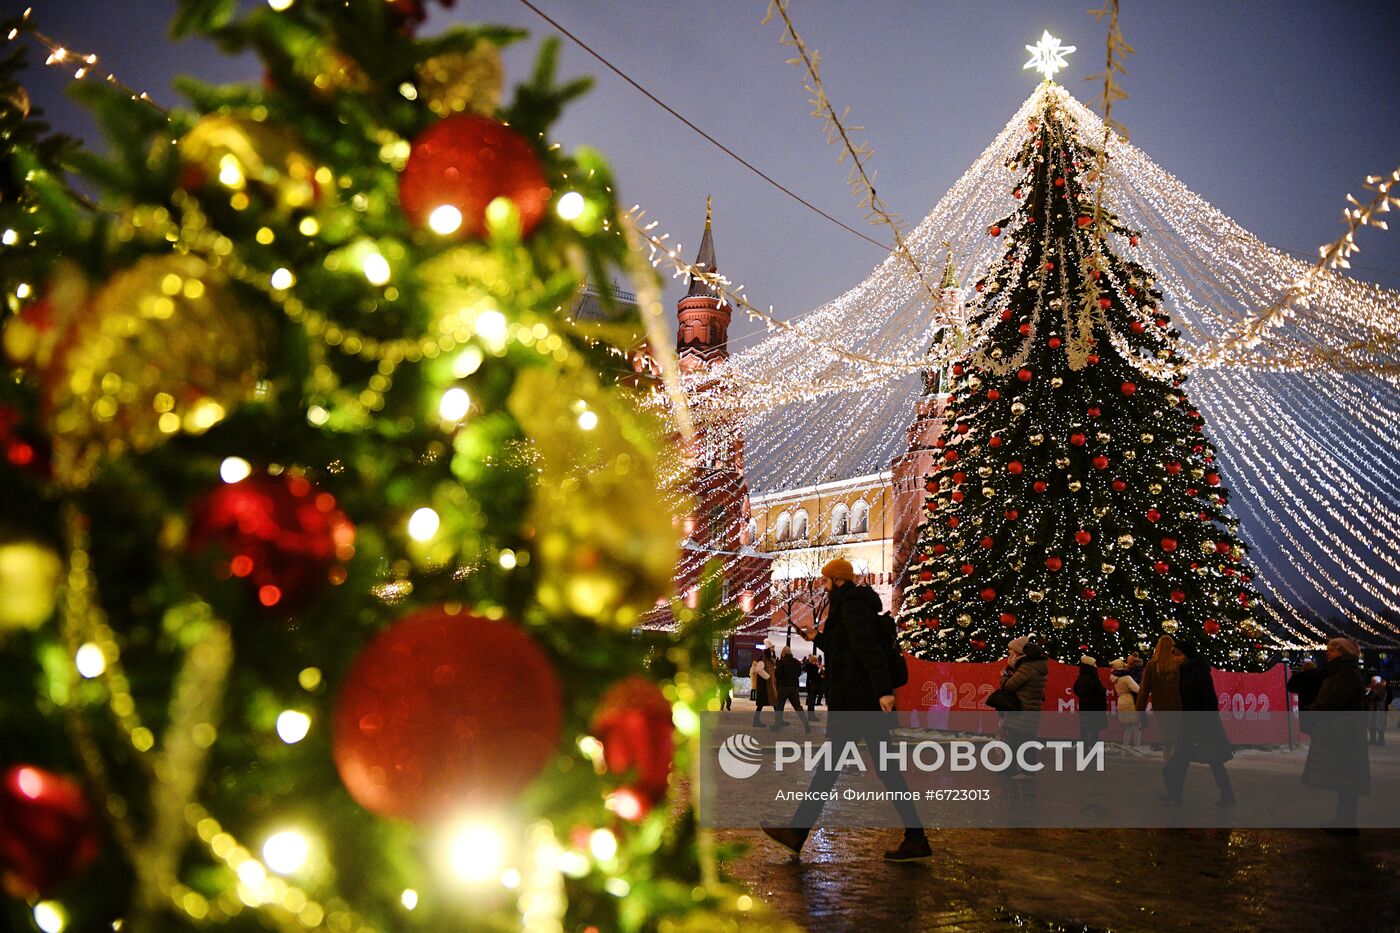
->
[773,512,791,543]
[851,500,870,535]
[744,518,757,545]
[793,509,809,541]
[831,503,849,537]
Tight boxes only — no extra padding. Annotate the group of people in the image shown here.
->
[748,642,825,731]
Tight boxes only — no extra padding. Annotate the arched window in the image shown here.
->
[831,503,849,537]
[773,512,791,543]
[793,509,809,541]
[850,500,870,535]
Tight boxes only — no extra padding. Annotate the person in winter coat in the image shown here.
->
[1109,660,1142,751]
[1303,637,1370,832]
[1161,640,1235,806]
[1287,659,1324,735]
[1000,635,1048,777]
[1136,635,1184,757]
[1365,676,1387,746]
[1073,656,1109,747]
[803,654,824,715]
[772,646,811,732]
[761,558,931,862]
[749,651,773,726]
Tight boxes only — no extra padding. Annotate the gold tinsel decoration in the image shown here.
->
[415,40,504,117]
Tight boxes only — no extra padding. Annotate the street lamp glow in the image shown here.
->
[438,387,470,422]
[262,830,311,875]
[556,191,585,221]
[276,710,311,744]
[428,204,463,235]
[408,507,440,541]
[1023,30,1076,81]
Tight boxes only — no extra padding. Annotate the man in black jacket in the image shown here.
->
[760,558,932,861]
[772,646,811,733]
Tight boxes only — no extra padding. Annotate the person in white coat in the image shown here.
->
[1110,659,1142,753]
[750,651,774,726]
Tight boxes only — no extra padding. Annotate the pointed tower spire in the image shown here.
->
[687,195,718,297]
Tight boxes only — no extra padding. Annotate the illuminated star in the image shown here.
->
[1023,30,1076,81]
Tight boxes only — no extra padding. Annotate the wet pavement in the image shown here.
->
[721,825,1400,932]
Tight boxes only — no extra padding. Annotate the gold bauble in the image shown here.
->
[1052,615,1070,629]
[1124,450,1137,461]
[1149,483,1163,495]
[1101,562,1116,574]
[978,466,993,478]
[0,538,63,631]
[1096,431,1111,443]
[179,114,324,213]
[1201,540,1216,553]
[1029,590,1045,603]
[1118,534,1135,549]
[1011,402,1026,415]
[992,348,1005,360]
[1135,587,1149,600]
[1141,433,1155,444]
[949,589,963,602]
[17,256,263,486]
[1050,376,1064,389]
[415,40,505,117]
[982,486,996,498]
[1161,619,1179,634]
[1030,433,1044,446]
[1192,468,1205,479]
[1067,480,1082,492]
[957,613,973,627]
[1055,457,1070,469]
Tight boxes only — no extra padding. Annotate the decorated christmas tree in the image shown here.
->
[898,83,1272,672]
[0,2,788,929]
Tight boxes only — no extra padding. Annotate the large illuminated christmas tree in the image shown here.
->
[0,2,788,930]
[898,79,1271,672]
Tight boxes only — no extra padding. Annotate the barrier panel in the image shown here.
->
[895,656,1291,743]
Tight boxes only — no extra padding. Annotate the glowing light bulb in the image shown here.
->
[588,828,617,862]
[33,902,65,933]
[428,205,463,235]
[363,252,391,286]
[75,643,105,679]
[400,889,418,910]
[270,267,295,290]
[1,229,17,245]
[556,191,585,221]
[218,154,245,188]
[474,309,507,344]
[577,410,598,431]
[446,822,508,883]
[262,830,311,875]
[276,710,311,744]
[267,0,294,9]
[220,457,252,484]
[408,508,440,541]
[452,346,484,378]
[438,387,470,422]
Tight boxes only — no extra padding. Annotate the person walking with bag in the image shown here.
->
[760,558,931,862]
[1161,640,1235,806]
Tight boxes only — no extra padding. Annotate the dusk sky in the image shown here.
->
[22,1,1400,351]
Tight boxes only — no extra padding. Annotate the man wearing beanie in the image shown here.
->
[760,558,933,862]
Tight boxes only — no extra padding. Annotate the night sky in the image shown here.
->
[20,1,1400,353]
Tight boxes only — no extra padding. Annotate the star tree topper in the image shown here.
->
[1024,30,1076,81]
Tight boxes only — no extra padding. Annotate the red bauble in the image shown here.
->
[947,516,960,528]
[399,114,551,239]
[1087,353,1100,365]
[333,606,562,822]
[921,589,935,603]
[1153,561,1169,574]
[1098,297,1112,309]
[1166,462,1183,475]
[1120,382,1137,396]
[989,225,1002,237]
[1017,368,1033,382]
[1008,461,1023,475]
[1161,537,1178,552]
[1111,479,1127,492]
[1216,541,1231,554]
[1004,509,1019,521]
[987,389,1001,401]
[1054,177,1066,188]
[1129,235,1139,246]
[1019,323,1032,336]
[1074,529,1092,545]
[970,639,988,650]
[1087,406,1101,418]
[952,364,965,376]
[955,422,969,434]
[945,449,959,462]
[1000,310,1013,322]
[1082,588,1097,599]
[0,766,99,897]
[951,490,965,503]
[1076,215,1093,228]
[1045,556,1063,571]
[1070,433,1086,446]
[999,612,1018,627]
[1203,619,1220,635]
[961,562,975,575]
[189,474,355,611]
[1171,591,1186,603]
[1049,336,1062,349]
[919,569,933,582]
[1147,508,1162,523]
[980,587,997,601]
[952,471,967,484]
[1102,617,1120,633]
[989,436,1003,448]
[1131,321,1146,334]
[1044,261,1055,272]
[1033,480,1048,493]
[1206,472,1221,486]
[592,676,674,819]
[980,536,994,548]
[933,543,947,554]
[1093,455,1110,470]
[925,479,939,493]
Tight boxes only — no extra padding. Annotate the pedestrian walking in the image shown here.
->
[1073,655,1109,747]
[1109,660,1142,752]
[1302,637,1370,833]
[760,558,932,862]
[803,653,824,717]
[772,646,811,732]
[1000,635,1048,778]
[1136,635,1184,759]
[1161,640,1235,807]
[1365,676,1387,746]
[749,650,774,727]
